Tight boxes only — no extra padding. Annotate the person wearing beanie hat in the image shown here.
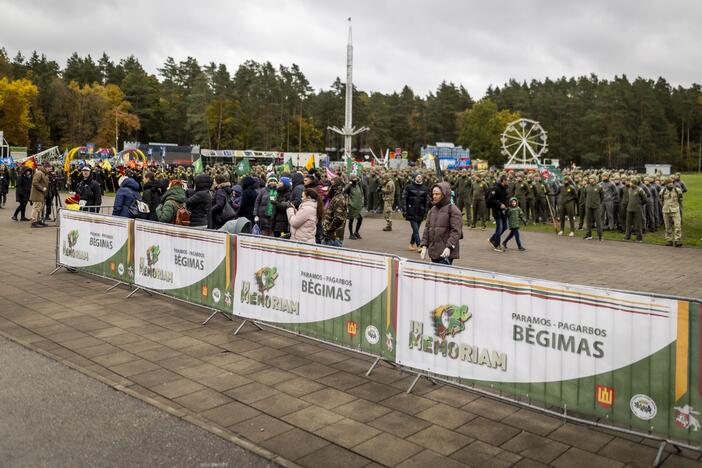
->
[271,176,292,237]
[64,193,81,211]
[279,176,291,190]
[113,175,142,218]
[255,175,278,235]
[76,164,102,212]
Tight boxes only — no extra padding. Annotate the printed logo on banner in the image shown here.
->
[386,331,394,352]
[212,288,221,304]
[432,304,472,339]
[139,245,173,283]
[62,229,88,260]
[255,267,278,292]
[347,320,358,337]
[118,263,125,276]
[630,394,657,420]
[365,325,380,345]
[110,262,116,272]
[674,405,701,431]
[240,267,300,315]
[201,285,209,297]
[595,384,615,409]
[224,291,232,307]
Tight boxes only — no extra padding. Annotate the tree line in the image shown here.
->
[1,49,700,169]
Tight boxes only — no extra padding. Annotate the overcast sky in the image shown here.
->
[2,0,700,97]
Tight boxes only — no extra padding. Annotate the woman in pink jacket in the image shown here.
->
[286,189,322,243]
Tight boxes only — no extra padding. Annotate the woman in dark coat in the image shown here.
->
[142,171,166,221]
[238,176,258,223]
[419,182,462,265]
[402,173,429,251]
[12,167,33,221]
[211,174,234,229]
[112,176,142,218]
[270,176,292,237]
[186,173,213,229]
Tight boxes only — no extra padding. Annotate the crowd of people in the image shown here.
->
[1,160,691,254]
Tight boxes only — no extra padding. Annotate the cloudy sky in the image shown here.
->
[2,0,700,97]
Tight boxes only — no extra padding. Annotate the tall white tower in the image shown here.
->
[328,18,369,161]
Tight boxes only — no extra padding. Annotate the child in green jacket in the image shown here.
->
[503,197,527,251]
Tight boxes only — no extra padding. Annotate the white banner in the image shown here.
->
[133,220,227,291]
[396,261,677,383]
[234,236,389,323]
[59,209,130,269]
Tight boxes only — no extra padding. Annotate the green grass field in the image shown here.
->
[522,173,702,248]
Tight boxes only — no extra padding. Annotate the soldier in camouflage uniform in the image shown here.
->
[455,170,472,226]
[382,174,396,231]
[659,177,683,247]
[526,176,537,223]
[557,176,578,236]
[470,174,488,229]
[322,178,348,247]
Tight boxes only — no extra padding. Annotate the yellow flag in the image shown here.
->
[305,155,315,171]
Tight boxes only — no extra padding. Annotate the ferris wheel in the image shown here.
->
[501,118,548,168]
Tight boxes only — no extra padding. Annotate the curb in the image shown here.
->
[0,329,300,468]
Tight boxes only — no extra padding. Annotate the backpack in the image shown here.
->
[127,192,150,219]
[169,200,191,226]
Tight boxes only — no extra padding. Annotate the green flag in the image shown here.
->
[276,158,295,174]
[346,158,362,177]
[192,156,204,175]
[236,158,251,176]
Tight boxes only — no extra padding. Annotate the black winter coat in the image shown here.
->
[486,182,508,217]
[142,180,166,221]
[186,174,213,228]
[16,171,32,202]
[271,186,291,233]
[402,182,429,222]
[239,176,258,223]
[212,183,234,229]
[76,176,102,211]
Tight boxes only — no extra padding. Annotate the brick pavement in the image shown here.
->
[0,202,701,467]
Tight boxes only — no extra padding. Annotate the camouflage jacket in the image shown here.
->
[323,193,348,240]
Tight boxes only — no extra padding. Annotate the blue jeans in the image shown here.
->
[323,239,343,248]
[409,220,421,246]
[489,211,508,246]
[503,228,523,248]
[432,258,453,265]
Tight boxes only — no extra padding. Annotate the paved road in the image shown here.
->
[0,335,275,468]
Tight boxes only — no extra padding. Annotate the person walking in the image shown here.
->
[286,188,322,243]
[659,177,683,247]
[402,173,429,251]
[344,174,366,240]
[0,163,9,208]
[29,163,50,228]
[12,167,33,221]
[381,174,395,231]
[502,197,527,251]
[487,175,509,252]
[419,182,462,265]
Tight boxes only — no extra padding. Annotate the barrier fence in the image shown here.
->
[53,208,702,452]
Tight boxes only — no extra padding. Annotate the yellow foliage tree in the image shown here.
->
[0,77,39,146]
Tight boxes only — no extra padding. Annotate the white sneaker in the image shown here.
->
[568,232,574,237]
[557,231,563,236]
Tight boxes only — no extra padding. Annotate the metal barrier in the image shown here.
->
[51,209,702,458]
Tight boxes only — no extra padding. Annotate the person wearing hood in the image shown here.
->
[502,197,527,251]
[142,171,166,221]
[231,184,242,217]
[271,176,292,237]
[402,173,429,251]
[239,175,258,223]
[212,174,235,229]
[186,173,213,229]
[112,176,143,218]
[419,182,462,264]
[287,188,322,243]
[156,180,187,223]
[344,173,366,240]
[290,172,306,208]
[322,178,348,247]
[12,167,33,221]
[254,175,278,236]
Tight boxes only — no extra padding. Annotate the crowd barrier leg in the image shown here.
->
[105,281,122,292]
[202,309,233,326]
[233,319,264,335]
[654,441,681,468]
[126,287,152,299]
[406,373,438,394]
